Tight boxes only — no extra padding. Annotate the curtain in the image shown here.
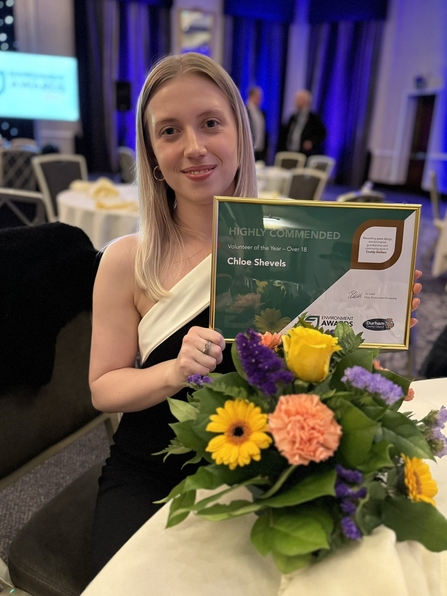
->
[306,20,384,186]
[75,0,170,173]
[224,17,289,165]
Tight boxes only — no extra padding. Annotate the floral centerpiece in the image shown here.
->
[158,320,447,574]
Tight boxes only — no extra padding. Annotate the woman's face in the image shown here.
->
[146,73,239,207]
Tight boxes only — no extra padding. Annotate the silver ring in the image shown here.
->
[203,340,212,355]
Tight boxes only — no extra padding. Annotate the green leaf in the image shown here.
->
[231,340,247,380]
[333,322,364,354]
[167,397,199,422]
[260,469,336,508]
[196,499,263,521]
[169,420,209,457]
[379,410,434,460]
[355,480,387,534]
[382,496,447,552]
[356,440,394,473]
[165,489,196,528]
[258,465,297,500]
[328,398,380,467]
[270,505,332,556]
[271,551,312,574]
[251,511,273,556]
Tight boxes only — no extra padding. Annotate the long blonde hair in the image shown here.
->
[134,52,257,301]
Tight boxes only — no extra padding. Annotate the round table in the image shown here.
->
[57,183,139,249]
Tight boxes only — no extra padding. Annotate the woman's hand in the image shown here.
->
[410,269,422,328]
[173,326,226,384]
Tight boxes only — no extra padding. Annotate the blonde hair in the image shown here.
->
[134,53,257,301]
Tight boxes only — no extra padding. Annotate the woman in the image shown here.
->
[89,52,257,571]
[89,52,422,571]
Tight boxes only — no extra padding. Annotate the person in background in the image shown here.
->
[246,85,268,162]
[277,89,326,157]
[88,52,422,574]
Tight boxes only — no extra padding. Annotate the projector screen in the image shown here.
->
[0,52,80,121]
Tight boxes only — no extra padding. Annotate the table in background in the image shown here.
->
[57,184,139,250]
[81,378,447,596]
[257,166,292,196]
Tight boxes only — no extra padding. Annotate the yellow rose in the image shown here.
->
[283,327,341,383]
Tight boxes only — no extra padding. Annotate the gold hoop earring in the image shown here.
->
[153,165,165,182]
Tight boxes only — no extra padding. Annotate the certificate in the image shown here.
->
[210,197,421,349]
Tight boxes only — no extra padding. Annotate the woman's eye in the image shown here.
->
[205,119,219,129]
[161,127,176,136]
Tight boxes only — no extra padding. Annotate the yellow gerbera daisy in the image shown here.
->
[403,455,438,506]
[206,399,272,470]
[254,308,291,334]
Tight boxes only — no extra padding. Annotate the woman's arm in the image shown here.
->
[89,237,224,413]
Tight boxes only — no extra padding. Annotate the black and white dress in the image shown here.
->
[92,255,235,571]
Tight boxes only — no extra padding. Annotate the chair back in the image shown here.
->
[429,170,442,228]
[274,151,307,170]
[306,155,336,178]
[32,154,88,222]
[336,191,385,203]
[0,222,115,490]
[0,188,47,228]
[0,148,41,191]
[284,167,328,201]
[118,146,136,183]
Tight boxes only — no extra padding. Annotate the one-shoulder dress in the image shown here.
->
[92,256,235,571]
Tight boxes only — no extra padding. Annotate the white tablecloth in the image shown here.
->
[257,166,292,195]
[57,184,139,250]
[81,378,447,596]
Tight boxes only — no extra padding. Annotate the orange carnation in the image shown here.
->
[260,331,283,350]
[268,394,342,466]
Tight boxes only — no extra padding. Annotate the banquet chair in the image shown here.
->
[424,170,445,262]
[0,188,47,228]
[284,167,328,201]
[0,222,119,596]
[306,155,336,179]
[0,147,41,191]
[274,151,307,170]
[32,154,88,222]
[118,146,136,183]
[336,190,386,203]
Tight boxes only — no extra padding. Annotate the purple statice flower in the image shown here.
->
[187,374,212,387]
[336,465,363,485]
[335,482,351,498]
[342,365,404,404]
[429,426,447,458]
[235,329,294,396]
[422,406,447,458]
[340,500,357,515]
[341,516,362,540]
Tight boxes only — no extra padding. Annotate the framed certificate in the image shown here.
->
[210,197,421,349]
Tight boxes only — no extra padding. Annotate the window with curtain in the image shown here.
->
[223,1,294,165]
[306,10,385,186]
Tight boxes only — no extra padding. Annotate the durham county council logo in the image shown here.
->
[363,318,395,331]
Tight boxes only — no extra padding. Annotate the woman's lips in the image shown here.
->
[182,165,216,180]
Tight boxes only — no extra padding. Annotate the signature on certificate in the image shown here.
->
[348,290,363,299]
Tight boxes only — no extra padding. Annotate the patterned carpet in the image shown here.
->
[1,185,446,566]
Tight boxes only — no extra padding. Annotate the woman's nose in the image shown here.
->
[184,129,207,158]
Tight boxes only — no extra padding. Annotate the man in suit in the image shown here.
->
[277,90,326,157]
[246,86,268,162]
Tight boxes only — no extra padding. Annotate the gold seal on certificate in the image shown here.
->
[210,198,420,349]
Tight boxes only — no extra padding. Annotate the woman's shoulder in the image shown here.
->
[97,234,138,281]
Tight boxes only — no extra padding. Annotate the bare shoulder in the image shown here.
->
[98,234,137,278]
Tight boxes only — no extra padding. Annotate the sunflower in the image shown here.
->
[402,455,438,506]
[254,308,291,334]
[205,399,272,470]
